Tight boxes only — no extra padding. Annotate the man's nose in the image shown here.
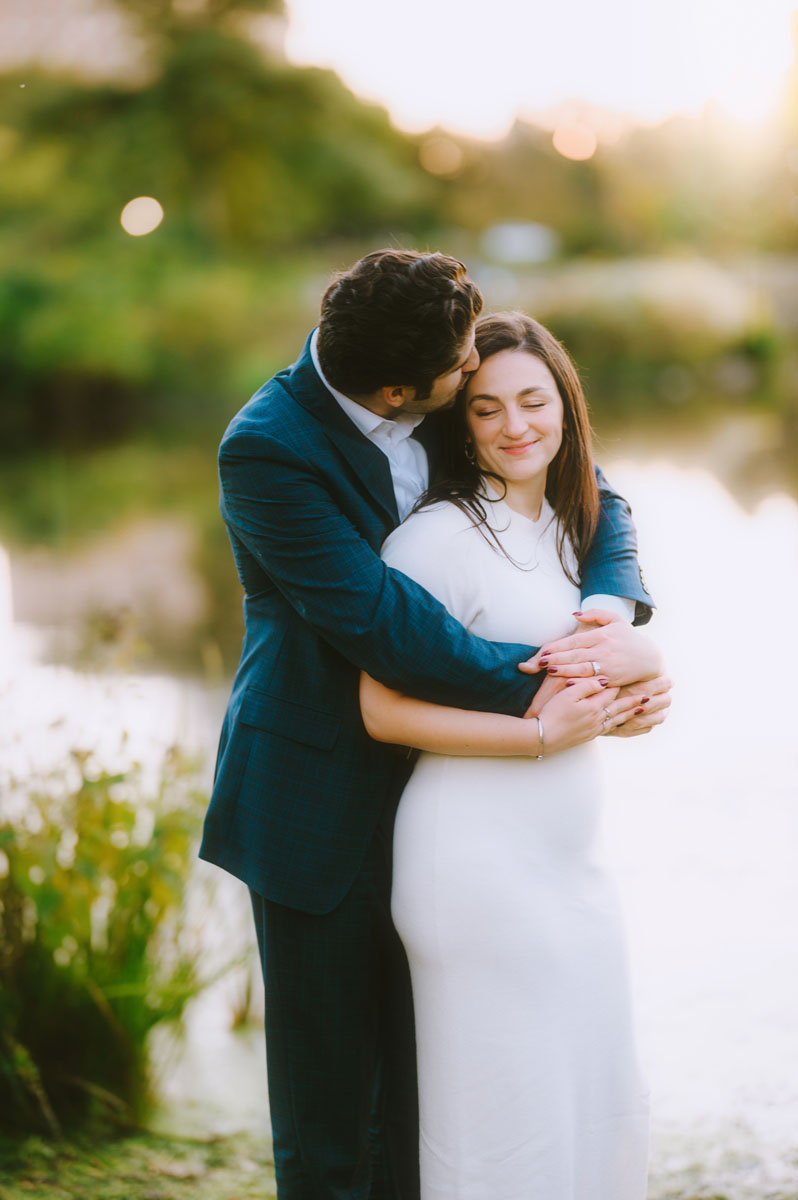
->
[465,346,480,373]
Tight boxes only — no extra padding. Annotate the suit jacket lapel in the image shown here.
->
[287,335,399,525]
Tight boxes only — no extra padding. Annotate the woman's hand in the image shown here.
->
[603,674,673,737]
[537,676,644,755]
[520,609,663,687]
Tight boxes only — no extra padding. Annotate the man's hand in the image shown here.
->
[519,609,663,687]
[523,672,569,719]
[603,674,673,737]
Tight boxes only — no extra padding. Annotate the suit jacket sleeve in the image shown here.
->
[584,466,654,625]
[220,434,654,716]
[221,429,541,716]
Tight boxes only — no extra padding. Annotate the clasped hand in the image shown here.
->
[519,609,672,741]
[525,671,672,739]
[520,609,663,687]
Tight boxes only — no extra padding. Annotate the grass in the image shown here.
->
[0,1131,276,1200]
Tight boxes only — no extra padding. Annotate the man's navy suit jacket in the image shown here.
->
[199,333,653,914]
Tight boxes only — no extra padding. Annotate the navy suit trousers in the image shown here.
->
[250,796,419,1200]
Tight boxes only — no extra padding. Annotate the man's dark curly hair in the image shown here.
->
[317,249,483,399]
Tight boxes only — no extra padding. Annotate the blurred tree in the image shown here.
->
[0,5,441,450]
[112,0,285,41]
[0,28,436,250]
[444,113,797,257]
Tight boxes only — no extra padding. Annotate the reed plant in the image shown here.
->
[0,746,207,1134]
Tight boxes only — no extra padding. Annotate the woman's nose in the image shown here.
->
[502,405,528,436]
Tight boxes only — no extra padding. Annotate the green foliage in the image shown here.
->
[0,13,440,452]
[0,239,313,451]
[0,28,436,252]
[0,748,208,1133]
[114,0,284,38]
[540,301,785,416]
[0,440,214,547]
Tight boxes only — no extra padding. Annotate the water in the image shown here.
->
[598,459,798,1198]
[2,435,798,1197]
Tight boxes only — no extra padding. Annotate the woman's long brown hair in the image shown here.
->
[417,312,600,584]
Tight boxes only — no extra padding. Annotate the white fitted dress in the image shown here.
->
[382,491,649,1200]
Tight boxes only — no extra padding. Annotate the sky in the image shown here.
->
[283,0,797,138]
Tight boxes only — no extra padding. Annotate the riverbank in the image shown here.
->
[0,1131,276,1200]
[2,1127,794,1200]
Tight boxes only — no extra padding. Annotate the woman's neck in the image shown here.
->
[495,476,548,522]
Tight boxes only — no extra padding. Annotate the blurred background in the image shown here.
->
[1,1,797,1197]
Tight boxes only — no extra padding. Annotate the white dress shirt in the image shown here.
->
[311,329,428,521]
[310,329,635,620]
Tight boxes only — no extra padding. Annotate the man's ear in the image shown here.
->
[380,384,416,410]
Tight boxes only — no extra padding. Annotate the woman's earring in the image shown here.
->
[464,440,476,463]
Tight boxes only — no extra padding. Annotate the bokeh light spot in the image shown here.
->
[419,135,464,177]
[552,124,598,161]
[120,196,164,237]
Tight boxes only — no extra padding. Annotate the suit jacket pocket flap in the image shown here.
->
[239,688,340,750]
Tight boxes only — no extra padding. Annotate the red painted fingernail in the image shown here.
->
[598,677,609,687]
[566,680,577,687]
[572,611,582,616]
[539,658,549,666]
[640,697,650,704]
[634,706,645,714]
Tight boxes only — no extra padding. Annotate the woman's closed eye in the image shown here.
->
[473,401,547,418]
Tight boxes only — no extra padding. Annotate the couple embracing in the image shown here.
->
[199,249,671,1200]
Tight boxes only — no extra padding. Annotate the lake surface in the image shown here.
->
[596,452,798,1199]
[2,420,797,1198]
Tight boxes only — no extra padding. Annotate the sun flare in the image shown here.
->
[284,0,796,139]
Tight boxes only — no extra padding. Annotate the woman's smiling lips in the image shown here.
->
[501,440,539,455]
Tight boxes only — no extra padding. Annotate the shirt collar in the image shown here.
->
[310,328,425,443]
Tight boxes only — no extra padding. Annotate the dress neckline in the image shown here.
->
[478,478,553,530]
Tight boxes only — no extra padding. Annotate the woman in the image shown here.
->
[360,313,663,1199]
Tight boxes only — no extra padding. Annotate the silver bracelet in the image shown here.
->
[535,716,544,761]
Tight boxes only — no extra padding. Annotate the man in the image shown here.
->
[199,249,659,1199]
